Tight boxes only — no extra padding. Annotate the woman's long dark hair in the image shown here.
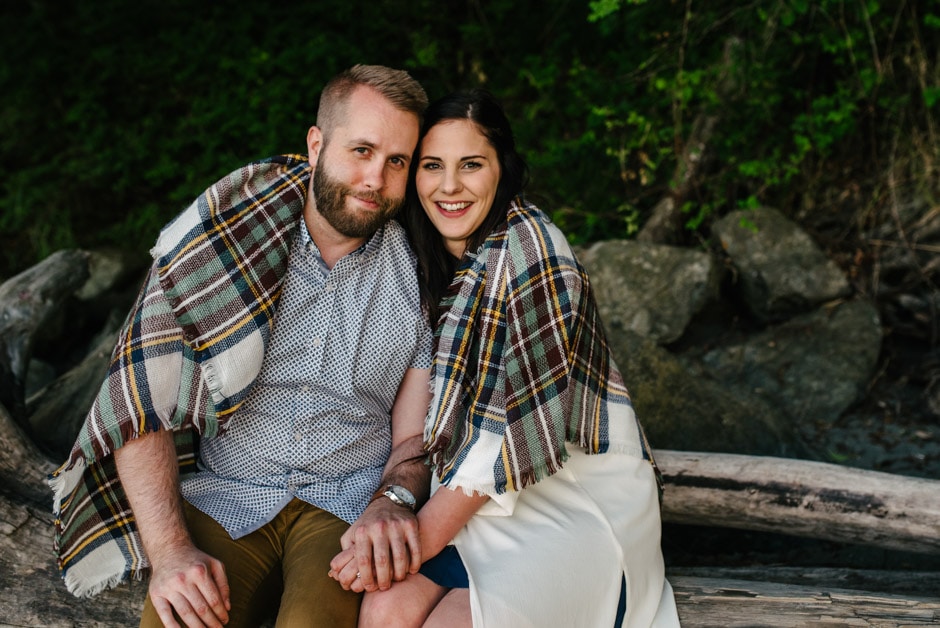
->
[400,89,529,327]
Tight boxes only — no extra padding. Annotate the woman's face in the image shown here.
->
[415,119,501,258]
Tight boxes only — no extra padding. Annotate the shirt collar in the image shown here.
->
[298,218,385,267]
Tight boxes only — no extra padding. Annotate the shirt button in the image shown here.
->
[301,385,310,392]
[312,337,321,347]
[293,432,302,442]
[325,283,335,292]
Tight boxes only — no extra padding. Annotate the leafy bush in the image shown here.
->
[2,0,938,278]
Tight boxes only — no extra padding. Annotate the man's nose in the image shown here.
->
[362,160,386,190]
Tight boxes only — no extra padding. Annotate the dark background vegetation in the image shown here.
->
[2,0,938,382]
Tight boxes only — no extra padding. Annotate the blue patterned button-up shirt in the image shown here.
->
[181,221,432,538]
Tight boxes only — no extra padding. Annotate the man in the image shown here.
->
[50,65,433,627]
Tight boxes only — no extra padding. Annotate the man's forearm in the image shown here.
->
[113,429,192,565]
[375,434,431,508]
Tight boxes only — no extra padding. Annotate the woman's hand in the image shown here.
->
[328,545,364,592]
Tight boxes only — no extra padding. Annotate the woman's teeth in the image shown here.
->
[440,201,471,212]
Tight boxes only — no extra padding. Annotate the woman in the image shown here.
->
[337,90,679,627]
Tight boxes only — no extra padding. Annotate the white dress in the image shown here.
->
[426,204,680,626]
[447,448,681,627]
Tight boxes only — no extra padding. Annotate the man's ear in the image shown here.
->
[306,126,323,168]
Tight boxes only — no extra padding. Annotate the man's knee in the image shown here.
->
[277,583,361,627]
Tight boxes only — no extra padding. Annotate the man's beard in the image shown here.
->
[312,161,403,238]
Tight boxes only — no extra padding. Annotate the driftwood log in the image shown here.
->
[669,576,940,627]
[0,249,90,424]
[655,450,940,555]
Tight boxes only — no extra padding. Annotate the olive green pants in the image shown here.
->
[140,498,360,628]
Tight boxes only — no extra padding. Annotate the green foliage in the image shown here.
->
[578,0,940,242]
[2,0,939,276]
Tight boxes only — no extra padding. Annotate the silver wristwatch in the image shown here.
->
[382,485,416,511]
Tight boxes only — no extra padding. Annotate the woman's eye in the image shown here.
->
[422,162,441,170]
[463,161,481,170]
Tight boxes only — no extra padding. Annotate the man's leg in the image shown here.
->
[275,499,362,628]
[141,501,282,628]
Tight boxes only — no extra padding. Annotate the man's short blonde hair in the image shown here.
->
[317,65,428,139]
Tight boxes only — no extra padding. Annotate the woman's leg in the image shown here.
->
[424,588,472,628]
[358,573,448,628]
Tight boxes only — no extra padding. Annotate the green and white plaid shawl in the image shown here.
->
[425,200,660,495]
[49,155,311,597]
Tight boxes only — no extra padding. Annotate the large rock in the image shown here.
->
[699,299,882,430]
[713,207,851,323]
[608,330,813,457]
[580,240,719,344]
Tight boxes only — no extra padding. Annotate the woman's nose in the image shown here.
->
[441,169,462,194]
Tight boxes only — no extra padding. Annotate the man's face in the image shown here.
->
[312,145,403,238]
[307,86,420,238]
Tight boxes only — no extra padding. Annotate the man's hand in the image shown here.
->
[113,430,230,626]
[329,497,420,593]
[148,543,231,628]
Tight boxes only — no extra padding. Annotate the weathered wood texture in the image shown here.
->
[5,524,939,628]
[0,401,55,506]
[0,496,146,627]
[0,249,89,423]
[656,450,940,555]
[670,576,940,627]
[668,566,940,597]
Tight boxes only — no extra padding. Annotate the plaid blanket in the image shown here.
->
[425,200,660,495]
[49,155,311,597]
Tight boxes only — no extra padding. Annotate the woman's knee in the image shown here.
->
[358,576,447,628]
[425,589,472,628]
[359,589,415,628]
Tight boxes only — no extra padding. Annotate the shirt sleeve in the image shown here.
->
[410,316,434,370]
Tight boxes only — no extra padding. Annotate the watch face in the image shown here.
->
[388,485,416,507]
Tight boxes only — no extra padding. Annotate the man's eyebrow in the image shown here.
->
[346,137,377,148]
